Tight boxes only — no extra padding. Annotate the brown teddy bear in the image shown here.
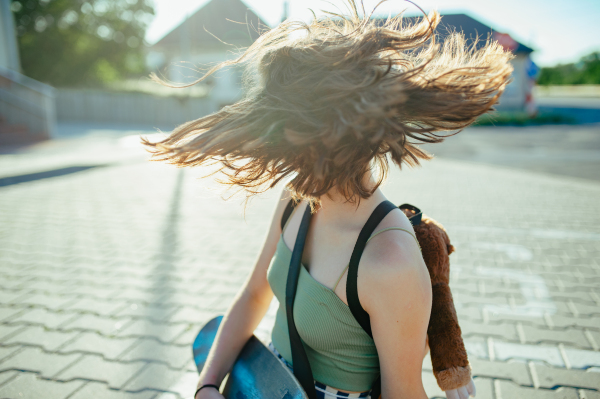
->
[401,206,471,391]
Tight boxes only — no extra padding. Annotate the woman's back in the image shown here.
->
[281,189,416,308]
[268,187,422,393]
[268,228,380,392]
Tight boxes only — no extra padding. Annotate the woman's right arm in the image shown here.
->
[195,188,293,399]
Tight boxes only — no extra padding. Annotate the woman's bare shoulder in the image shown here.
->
[359,208,430,313]
[273,187,294,224]
[364,208,421,270]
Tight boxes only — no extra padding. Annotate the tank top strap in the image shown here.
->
[331,226,420,292]
[333,264,349,292]
[368,227,420,249]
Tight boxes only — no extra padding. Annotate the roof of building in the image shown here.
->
[154,6,533,56]
[377,13,533,54]
[152,0,269,52]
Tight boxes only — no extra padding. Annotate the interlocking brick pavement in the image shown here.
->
[1,124,599,398]
[3,326,79,351]
[68,382,156,399]
[55,355,148,389]
[58,332,138,360]
[0,347,80,378]
[0,372,85,398]
[580,390,600,399]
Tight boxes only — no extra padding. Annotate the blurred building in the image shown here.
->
[150,4,535,113]
[0,0,55,145]
[0,0,20,72]
[148,0,268,108]
[394,13,536,112]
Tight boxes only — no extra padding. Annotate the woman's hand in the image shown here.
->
[445,378,476,399]
[195,385,225,399]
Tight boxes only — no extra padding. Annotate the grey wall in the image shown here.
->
[0,68,55,139]
[0,0,21,72]
[56,89,219,127]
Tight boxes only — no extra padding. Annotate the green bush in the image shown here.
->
[474,112,576,126]
[537,52,600,85]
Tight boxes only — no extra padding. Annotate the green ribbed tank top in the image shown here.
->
[267,234,379,392]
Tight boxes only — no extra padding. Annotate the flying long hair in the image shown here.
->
[143,0,513,207]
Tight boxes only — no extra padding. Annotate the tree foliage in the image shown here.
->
[537,52,600,85]
[11,0,154,87]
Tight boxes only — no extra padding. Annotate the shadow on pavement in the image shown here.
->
[146,169,184,348]
[0,165,107,187]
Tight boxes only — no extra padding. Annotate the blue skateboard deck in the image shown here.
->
[192,315,308,399]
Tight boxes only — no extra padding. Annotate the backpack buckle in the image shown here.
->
[399,203,422,226]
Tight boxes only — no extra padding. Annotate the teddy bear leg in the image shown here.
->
[428,282,471,391]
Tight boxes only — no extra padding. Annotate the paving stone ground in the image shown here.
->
[0,123,599,399]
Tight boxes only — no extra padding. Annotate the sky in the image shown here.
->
[145,0,600,67]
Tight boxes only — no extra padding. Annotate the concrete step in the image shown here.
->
[0,123,46,146]
[0,123,28,134]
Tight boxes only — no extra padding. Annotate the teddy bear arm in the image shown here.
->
[428,282,471,391]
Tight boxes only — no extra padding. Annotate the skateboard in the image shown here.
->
[192,315,309,399]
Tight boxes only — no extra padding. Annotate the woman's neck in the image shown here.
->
[316,173,386,229]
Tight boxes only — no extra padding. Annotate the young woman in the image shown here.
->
[144,2,512,398]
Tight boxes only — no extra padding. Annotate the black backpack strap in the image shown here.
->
[281,198,297,231]
[346,200,398,337]
[346,200,399,399]
[285,204,317,399]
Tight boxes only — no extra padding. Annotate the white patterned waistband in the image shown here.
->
[267,342,372,399]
